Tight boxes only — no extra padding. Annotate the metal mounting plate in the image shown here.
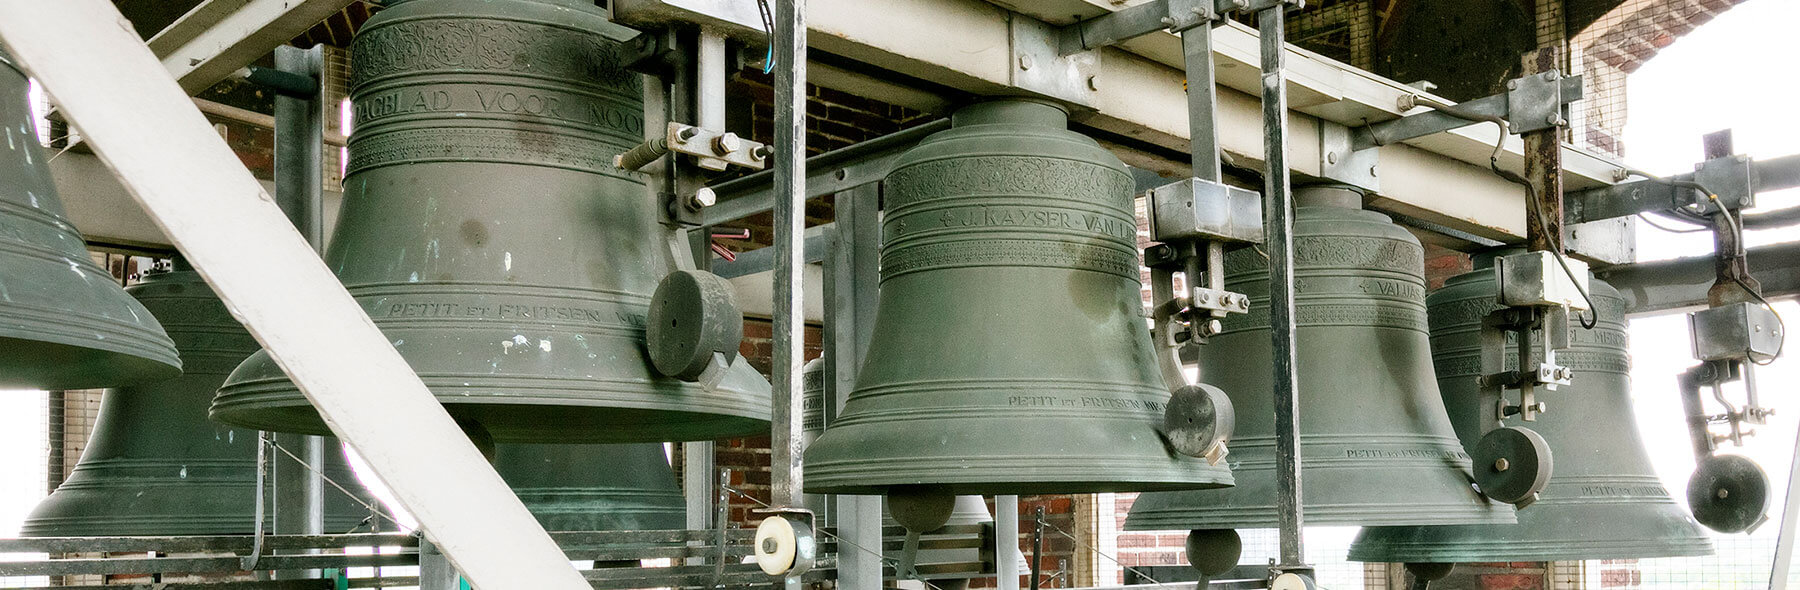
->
[1009,15,1100,108]
[1505,71,1565,134]
[1693,154,1756,213]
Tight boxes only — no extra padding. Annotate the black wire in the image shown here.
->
[1637,212,1710,233]
[1415,94,1602,330]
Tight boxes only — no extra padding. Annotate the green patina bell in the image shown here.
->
[1126,187,1512,532]
[492,442,684,532]
[213,0,770,443]
[799,357,1019,588]
[23,261,386,536]
[804,99,1231,499]
[0,51,180,390]
[1348,254,1712,563]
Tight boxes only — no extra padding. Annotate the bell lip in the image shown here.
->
[1345,526,1716,563]
[213,355,774,443]
[802,476,1234,497]
[0,337,183,391]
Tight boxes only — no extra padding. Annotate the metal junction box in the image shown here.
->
[1494,250,1591,310]
[1147,178,1264,244]
[1690,302,1783,363]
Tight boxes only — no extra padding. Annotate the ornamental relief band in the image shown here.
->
[885,156,1135,212]
[352,83,646,140]
[1223,237,1425,276]
[348,127,632,176]
[884,204,1138,242]
[1221,304,1429,333]
[350,19,640,95]
[881,240,1140,280]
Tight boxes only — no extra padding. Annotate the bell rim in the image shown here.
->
[0,335,182,390]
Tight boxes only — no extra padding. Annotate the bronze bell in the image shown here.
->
[23,261,386,536]
[1348,254,1712,563]
[492,442,684,532]
[804,99,1230,511]
[213,0,770,443]
[1126,187,1512,533]
[0,51,180,390]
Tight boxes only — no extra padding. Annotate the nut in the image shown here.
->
[690,187,718,209]
[712,132,742,155]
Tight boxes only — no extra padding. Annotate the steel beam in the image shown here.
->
[0,4,589,590]
[1598,241,1800,317]
[147,0,356,95]
[1352,76,1583,151]
[612,0,1622,245]
[704,119,949,226]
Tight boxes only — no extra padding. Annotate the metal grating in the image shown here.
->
[1569,0,1752,159]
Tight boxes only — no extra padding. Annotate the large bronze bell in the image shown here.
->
[1348,255,1712,563]
[1125,187,1512,531]
[804,99,1230,501]
[213,0,770,443]
[0,51,180,390]
[799,357,1018,589]
[492,442,684,532]
[23,261,386,536]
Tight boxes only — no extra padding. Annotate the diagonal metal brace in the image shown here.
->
[1352,75,1583,151]
[1058,0,1294,55]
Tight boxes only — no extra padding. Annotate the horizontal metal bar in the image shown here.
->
[1057,0,1288,54]
[0,553,414,577]
[1756,153,1800,194]
[703,119,947,226]
[1599,241,1800,316]
[0,534,417,554]
[548,528,757,546]
[712,224,833,278]
[1352,76,1583,151]
[10,581,332,590]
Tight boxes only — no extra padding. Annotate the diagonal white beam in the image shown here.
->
[147,0,355,94]
[0,3,588,589]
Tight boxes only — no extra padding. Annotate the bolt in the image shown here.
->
[762,537,779,552]
[1545,113,1562,126]
[677,126,700,141]
[1546,71,1560,81]
[690,187,718,209]
[1199,319,1223,337]
[1160,16,1178,28]
[712,132,742,155]
[1532,402,1548,414]
[1195,291,1212,304]
[1612,168,1630,182]
[1369,164,1379,177]
[1232,0,1247,9]
[1018,54,1035,71]
[1326,151,1338,165]
[751,145,772,161]
[611,154,625,168]
[1507,79,1519,91]
[1718,488,1731,500]
[1494,458,1510,472]
[1087,75,1100,91]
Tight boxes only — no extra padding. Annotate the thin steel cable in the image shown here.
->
[267,440,406,532]
[1039,516,1163,585]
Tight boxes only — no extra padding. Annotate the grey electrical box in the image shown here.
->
[1147,178,1263,244]
[1690,302,1784,363]
[1494,251,1591,310]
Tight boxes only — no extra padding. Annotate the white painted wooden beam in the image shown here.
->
[147,0,355,94]
[0,4,589,589]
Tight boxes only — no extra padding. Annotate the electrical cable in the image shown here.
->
[756,0,776,74]
[1637,212,1710,233]
[1707,195,1787,364]
[1411,95,1601,329]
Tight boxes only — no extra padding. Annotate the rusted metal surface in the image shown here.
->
[1521,47,1565,254]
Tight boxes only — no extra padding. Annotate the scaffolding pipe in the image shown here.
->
[0,4,589,589]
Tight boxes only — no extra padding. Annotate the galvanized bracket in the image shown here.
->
[1055,0,1293,55]
[1352,75,1583,151]
[1504,71,1566,134]
[1010,14,1101,108]
[1693,154,1757,214]
[1564,153,1771,223]
[1146,177,1264,245]
[1319,121,1379,192]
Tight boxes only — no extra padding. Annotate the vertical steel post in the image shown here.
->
[1180,21,1221,183]
[997,496,1021,590]
[1029,506,1044,590]
[270,43,327,580]
[683,28,725,545]
[1257,4,1306,569]
[1521,47,1564,255]
[828,184,883,590]
[768,0,808,512]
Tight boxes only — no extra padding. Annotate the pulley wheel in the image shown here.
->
[1472,426,1552,506]
[1184,529,1242,577]
[754,513,817,576]
[1405,562,1454,582]
[1271,572,1317,590]
[647,270,743,381]
[1688,454,1770,534]
[887,485,956,533]
[1163,383,1234,460]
